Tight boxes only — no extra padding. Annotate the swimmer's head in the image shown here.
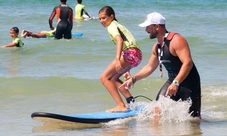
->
[10,27,19,38]
[10,27,19,34]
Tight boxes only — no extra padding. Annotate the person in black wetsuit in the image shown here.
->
[121,12,201,118]
[49,0,73,39]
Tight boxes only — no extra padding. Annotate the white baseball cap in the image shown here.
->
[139,12,165,27]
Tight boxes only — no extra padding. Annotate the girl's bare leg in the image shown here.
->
[100,57,132,112]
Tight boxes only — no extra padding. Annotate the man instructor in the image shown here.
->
[122,12,201,118]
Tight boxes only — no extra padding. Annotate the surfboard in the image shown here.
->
[48,32,83,39]
[31,107,142,124]
[83,15,99,21]
[72,32,83,37]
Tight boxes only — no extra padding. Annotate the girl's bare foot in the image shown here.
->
[107,106,128,112]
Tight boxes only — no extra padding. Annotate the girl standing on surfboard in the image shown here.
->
[98,6,142,112]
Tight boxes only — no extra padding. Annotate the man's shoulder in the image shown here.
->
[166,32,178,41]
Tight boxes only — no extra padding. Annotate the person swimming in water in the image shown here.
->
[2,27,24,48]
[21,29,56,38]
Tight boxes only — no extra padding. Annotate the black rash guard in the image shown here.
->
[155,32,201,117]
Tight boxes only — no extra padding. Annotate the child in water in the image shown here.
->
[74,0,92,20]
[2,27,24,48]
[98,6,142,112]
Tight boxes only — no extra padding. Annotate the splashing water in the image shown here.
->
[104,96,192,128]
[136,96,192,123]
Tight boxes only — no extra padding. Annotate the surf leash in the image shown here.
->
[134,95,153,101]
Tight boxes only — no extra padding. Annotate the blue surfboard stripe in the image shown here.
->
[48,32,83,38]
[68,110,138,119]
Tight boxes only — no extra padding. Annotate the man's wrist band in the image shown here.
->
[132,76,136,84]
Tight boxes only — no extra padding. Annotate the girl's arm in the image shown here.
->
[114,35,124,73]
[2,42,17,47]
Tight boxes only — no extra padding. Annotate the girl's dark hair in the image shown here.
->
[11,27,19,34]
[99,6,117,21]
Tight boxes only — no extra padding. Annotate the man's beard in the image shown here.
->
[149,34,156,39]
[149,31,157,39]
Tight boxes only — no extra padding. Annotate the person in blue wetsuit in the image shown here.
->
[121,12,201,118]
[49,0,73,39]
[2,27,24,48]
